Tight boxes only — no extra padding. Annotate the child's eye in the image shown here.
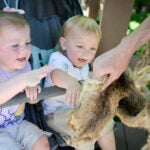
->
[90,48,96,51]
[12,44,19,48]
[76,45,83,49]
[25,42,31,46]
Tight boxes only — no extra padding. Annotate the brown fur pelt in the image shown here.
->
[67,70,140,147]
[67,43,150,149]
[116,43,150,150]
[133,42,150,91]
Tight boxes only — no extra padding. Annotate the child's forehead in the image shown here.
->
[0,24,30,42]
[0,23,29,32]
[66,26,88,34]
[65,27,99,39]
[0,16,29,30]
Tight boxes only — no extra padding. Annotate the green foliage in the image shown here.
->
[128,12,150,33]
[134,0,150,13]
[147,83,150,90]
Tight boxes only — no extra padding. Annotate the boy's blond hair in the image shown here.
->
[59,15,102,53]
[61,15,102,39]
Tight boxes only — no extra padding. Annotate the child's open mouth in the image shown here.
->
[17,57,26,62]
[78,58,87,63]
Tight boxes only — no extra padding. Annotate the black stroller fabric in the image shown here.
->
[0,0,82,149]
[21,0,83,50]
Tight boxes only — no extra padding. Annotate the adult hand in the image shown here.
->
[92,48,131,88]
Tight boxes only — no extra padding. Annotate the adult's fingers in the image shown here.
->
[103,75,114,88]
[104,74,119,88]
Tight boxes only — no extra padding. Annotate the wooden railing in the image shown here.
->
[0,87,65,108]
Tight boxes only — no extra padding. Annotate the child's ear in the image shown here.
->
[59,37,67,51]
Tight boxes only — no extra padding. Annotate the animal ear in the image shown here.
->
[59,37,67,51]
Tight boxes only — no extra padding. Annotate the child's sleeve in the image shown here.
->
[48,52,71,72]
[44,52,70,87]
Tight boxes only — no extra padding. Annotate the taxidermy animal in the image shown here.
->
[115,43,150,150]
[67,42,150,150]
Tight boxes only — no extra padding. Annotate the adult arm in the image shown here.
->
[92,16,150,88]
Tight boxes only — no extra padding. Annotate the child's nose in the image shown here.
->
[81,50,90,58]
[20,45,31,52]
[19,45,26,50]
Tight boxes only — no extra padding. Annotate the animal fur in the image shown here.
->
[67,43,150,149]
[115,43,150,150]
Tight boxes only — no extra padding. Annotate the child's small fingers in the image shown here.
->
[33,88,37,100]
[28,88,34,102]
[64,93,68,104]
[43,65,53,72]
[37,86,41,93]
[40,65,53,75]
[27,87,36,103]
[25,87,29,98]
[65,92,71,106]
[70,93,76,107]
[76,92,80,105]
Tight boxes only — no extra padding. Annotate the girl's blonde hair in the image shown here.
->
[0,11,29,31]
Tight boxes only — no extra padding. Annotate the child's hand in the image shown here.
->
[22,65,52,87]
[65,81,82,107]
[25,85,41,104]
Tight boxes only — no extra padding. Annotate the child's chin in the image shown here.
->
[16,64,26,70]
[75,64,85,68]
